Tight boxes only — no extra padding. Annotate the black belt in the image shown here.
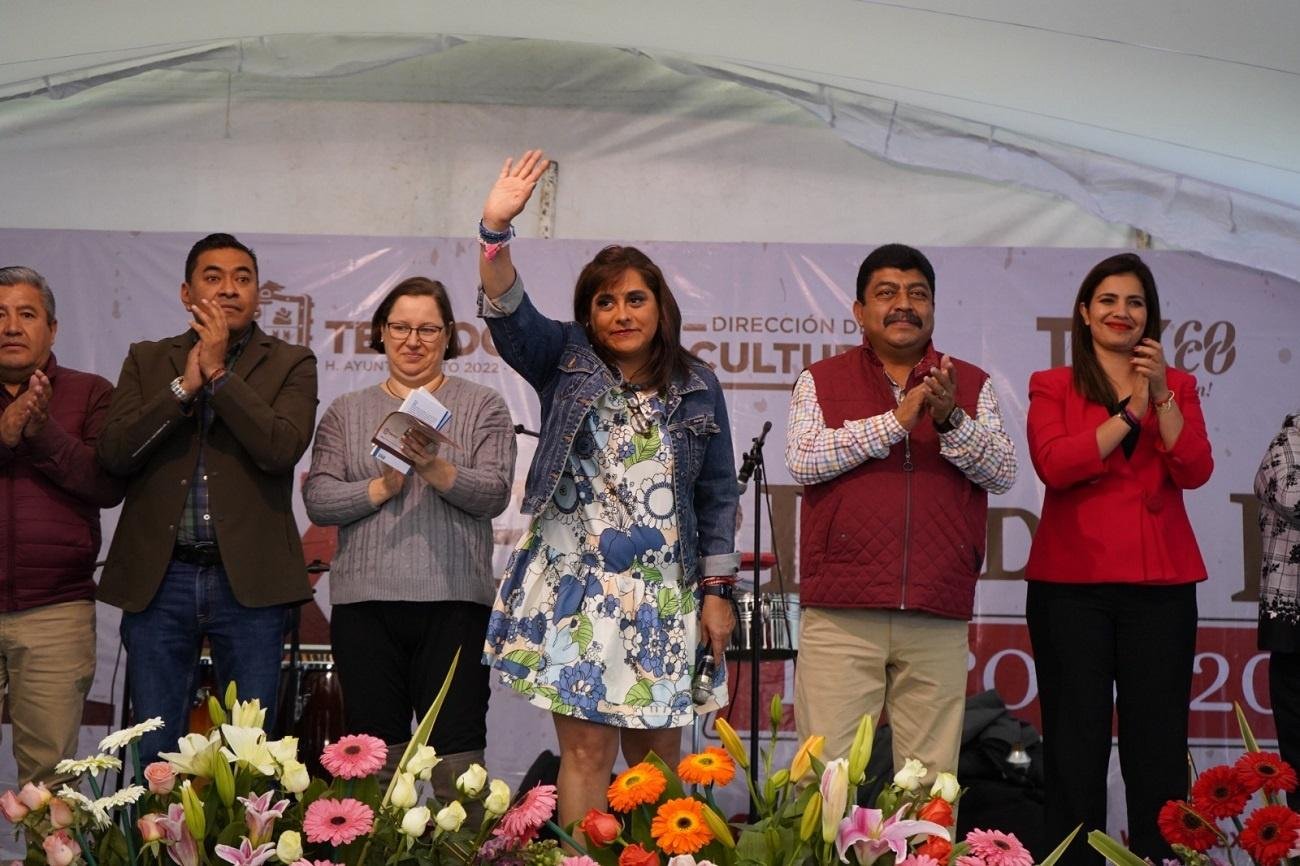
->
[173,543,222,567]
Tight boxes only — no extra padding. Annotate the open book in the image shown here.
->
[369,386,455,475]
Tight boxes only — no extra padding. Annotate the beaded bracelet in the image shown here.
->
[478,220,515,244]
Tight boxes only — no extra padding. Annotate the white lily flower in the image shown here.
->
[220,725,277,776]
[98,718,165,753]
[230,699,268,729]
[159,731,224,778]
[265,736,299,766]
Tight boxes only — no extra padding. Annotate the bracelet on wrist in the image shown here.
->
[701,582,735,600]
[1122,406,1142,428]
[1153,391,1177,413]
[169,376,194,405]
[478,219,515,244]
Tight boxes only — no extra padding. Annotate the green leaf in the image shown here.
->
[637,559,665,584]
[680,590,696,614]
[1038,825,1081,866]
[657,587,680,616]
[1235,701,1261,752]
[534,685,560,701]
[624,428,662,467]
[574,614,594,655]
[511,678,535,695]
[1086,830,1150,866]
[624,678,655,707]
[504,649,543,670]
[736,826,770,866]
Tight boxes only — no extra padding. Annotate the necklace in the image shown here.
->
[383,373,445,400]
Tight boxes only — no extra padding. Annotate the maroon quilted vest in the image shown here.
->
[799,344,989,619]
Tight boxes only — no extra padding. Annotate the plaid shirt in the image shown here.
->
[175,327,254,547]
[784,367,1017,494]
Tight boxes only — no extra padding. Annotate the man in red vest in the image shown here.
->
[785,244,1017,781]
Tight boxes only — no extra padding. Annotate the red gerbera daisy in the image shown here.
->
[1157,800,1218,853]
[1238,804,1300,866]
[1235,752,1299,796]
[1190,765,1251,819]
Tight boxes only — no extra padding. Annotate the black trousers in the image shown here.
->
[331,600,492,753]
[1026,581,1197,866]
[1270,650,1300,800]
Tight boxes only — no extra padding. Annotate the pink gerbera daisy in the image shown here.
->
[302,798,374,846]
[899,856,944,866]
[292,861,344,866]
[965,829,1034,866]
[319,734,386,779]
[956,856,987,866]
[493,783,558,843]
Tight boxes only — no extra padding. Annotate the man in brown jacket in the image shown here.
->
[1,266,123,785]
[98,233,318,762]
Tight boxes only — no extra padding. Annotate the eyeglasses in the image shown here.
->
[385,322,445,343]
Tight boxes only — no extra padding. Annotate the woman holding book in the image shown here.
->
[476,151,739,829]
[303,276,516,795]
[1024,253,1213,866]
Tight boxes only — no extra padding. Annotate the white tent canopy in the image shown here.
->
[2,1,1298,278]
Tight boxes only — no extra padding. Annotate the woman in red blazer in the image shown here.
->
[1025,253,1212,866]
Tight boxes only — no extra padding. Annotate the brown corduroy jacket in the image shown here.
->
[97,325,318,612]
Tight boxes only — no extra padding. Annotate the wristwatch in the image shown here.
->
[935,406,965,434]
[169,376,194,405]
[701,582,735,600]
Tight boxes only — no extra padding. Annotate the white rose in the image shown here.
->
[484,779,511,817]
[405,745,440,781]
[275,830,302,863]
[401,806,432,837]
[280,759,310,794]
[456,763,488,798]
[435,801,468,832]
[391,772,418,809]
[893,758,926,791]
[930,771,960,802]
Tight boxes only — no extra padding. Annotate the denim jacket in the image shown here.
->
[479,276,740,582]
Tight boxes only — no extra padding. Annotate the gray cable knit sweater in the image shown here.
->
[303,378,516,606]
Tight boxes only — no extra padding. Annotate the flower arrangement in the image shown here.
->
[4,667,1080,866]
[1,652,563,866]
[561,696,1074,866]
[1089,704,1300,866]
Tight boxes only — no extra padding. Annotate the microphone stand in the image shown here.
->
[737,421,771,820]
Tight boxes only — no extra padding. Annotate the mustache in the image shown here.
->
[884,310,923,326]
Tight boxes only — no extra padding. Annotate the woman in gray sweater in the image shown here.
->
[303,276,516,796]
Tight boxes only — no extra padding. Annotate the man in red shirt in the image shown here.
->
[0,266,123,785]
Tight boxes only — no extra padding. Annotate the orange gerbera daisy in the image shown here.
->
[677,747,736,787]
[607,762,668,812]
[650,797,714,854]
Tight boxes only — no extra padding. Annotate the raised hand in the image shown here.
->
[191,299,230,381]
[923,354,958,423]
[1130,338,1169,405]
[482,150,551,231]
[181,343,203,396]
[892,384,930,432]
[0,392,33,447]
[21,370,50,438]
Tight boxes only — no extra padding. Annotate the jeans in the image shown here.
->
[121,560,288,765]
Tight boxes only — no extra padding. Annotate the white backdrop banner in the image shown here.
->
[2,227,1296,804]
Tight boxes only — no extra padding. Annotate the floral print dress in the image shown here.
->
[484,386,727,728]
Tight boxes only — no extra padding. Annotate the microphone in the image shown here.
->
[691,653,717,705]
[736,421,773,494]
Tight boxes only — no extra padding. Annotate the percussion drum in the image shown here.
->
[727,592,800,660]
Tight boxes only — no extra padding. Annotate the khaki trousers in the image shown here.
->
[795,607,967,781]
[0,601,96,785]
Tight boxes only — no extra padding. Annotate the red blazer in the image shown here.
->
[1024,365,1212,585]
